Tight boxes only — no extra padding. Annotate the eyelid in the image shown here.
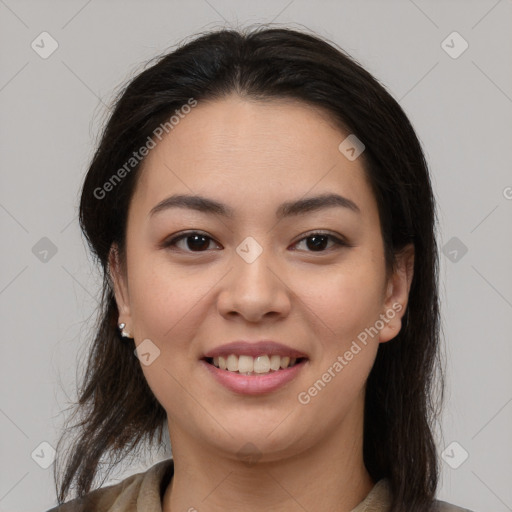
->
[160,230,222,251]
[291,230,351,248]
[161,230,351,253]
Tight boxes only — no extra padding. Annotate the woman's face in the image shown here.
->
[110,95,412,462]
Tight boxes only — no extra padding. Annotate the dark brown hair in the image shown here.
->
[54,25,444,511]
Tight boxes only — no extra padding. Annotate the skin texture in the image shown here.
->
[109,95,414,511]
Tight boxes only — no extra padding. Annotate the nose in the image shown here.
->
[217,246,292,323]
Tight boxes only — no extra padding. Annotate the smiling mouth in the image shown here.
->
[203,354,307,375]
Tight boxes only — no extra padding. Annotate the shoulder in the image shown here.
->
[44,458,174,512]
[433,499,476,512]
[43,473,142,512]
[361,478,477,512]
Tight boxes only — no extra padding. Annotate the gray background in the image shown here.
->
[1,0,511,511]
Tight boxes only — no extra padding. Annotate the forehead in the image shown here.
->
[131,95,376,220]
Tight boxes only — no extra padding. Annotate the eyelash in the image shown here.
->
[161,230,350,254]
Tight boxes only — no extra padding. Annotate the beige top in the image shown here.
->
[45,458,475,512]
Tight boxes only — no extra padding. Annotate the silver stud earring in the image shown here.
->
[117,322,132,339]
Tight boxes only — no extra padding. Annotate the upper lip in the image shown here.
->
[202,341,308,359]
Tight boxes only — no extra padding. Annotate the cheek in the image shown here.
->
[294,265,383,423]
[301,260,385,346]
[127,258,213,415]
[128,253,212,342]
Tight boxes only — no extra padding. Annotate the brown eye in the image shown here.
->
[292,232,348,253]
[162,231,348,254]
[163,232,221,252]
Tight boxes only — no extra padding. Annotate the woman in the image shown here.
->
[46,26,475,512]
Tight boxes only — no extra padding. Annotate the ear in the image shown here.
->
[108,243,132,324]
[379,243,414,343]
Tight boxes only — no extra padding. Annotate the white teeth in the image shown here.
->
[226,354,238,372]
[269,355,281,371]
[253,355,270,373]
[210,354,301,373]
[238,355,254,373]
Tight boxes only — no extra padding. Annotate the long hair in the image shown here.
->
[54,25,443,511]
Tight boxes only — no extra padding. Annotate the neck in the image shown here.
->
[163,402,374,511]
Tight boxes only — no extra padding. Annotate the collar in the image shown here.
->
[135,458,392,512]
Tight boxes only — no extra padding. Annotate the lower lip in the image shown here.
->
[200,359,307,395]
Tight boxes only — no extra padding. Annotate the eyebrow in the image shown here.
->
[149,192,360,219]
